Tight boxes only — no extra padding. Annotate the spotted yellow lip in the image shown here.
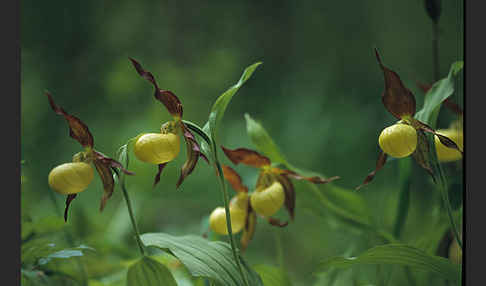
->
[209,206,247,235]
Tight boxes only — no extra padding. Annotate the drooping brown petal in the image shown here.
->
[64,194,77,222]
[240,209,257,252]
[356,151,388,190]
[129,58,183,118]
[45,92,94,148]
[375,48,416,119]
[275,168,340,185]
[276,175,296,220]
[93,150,135,175]
[412,119,463,155]
[412,129,436,183]
[221,146,271,168]
[153,163,168,188]
[176,124,208,189]
[267,217,289,227]
[222,164,248,193]
[93,159,115,211]
[417,82,463,116]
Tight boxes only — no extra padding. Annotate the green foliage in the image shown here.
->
[140,232,263,286]
[253,264,293,286]
[126,256,177,286]
[415,61,464,126]
[316,244,461,282]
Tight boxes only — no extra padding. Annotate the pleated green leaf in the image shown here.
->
[126,256,177,286]
[316,244,461,282]
[253,264,293,286]
[140,233,263,286]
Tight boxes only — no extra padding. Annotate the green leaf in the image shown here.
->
[207,62,262,141]
[316,244,461,282]
[415,61,464,125]
[244,113,373,229]
[140,232,263,286]
[126,256,177,286]
[245,114,287,165]
[253,264,293,286]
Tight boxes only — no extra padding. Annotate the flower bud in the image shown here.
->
[378,123,417,158]
[250,181,285,217]
[48,162,94,195]
[435,129,463,162]
[209,206,247,235]
[134,133,180,164]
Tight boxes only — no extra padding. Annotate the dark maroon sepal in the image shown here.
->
[64,194,77,222]
[46,92,94,148]
[129,58,183,118]
[221,146,271,168]
[176,124,206,189]
[375,48,416,119]
[153,163,168,188]
[356,151,388,190]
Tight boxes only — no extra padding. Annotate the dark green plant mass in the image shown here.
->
[21,0,463,285]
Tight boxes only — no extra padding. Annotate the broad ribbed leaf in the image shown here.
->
[253,264,293,286]
[126,256,177,286]
[208,62,262,141]
[316,244,461,282]
[415,61,463,125]
[140,233,263,286]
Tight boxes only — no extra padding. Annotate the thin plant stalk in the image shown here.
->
[120,180,146,256]
[211,142,250,286]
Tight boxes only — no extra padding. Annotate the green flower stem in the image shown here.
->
[393,157,412,238]
[211,142,250,286]
[120,180,146,256]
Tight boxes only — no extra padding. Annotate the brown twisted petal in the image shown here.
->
[222,164,248,193]
[267,217,288,227]
[175,123,208,189]
[153,163,168,188]
[64,194,77,222]
[240,210,257,252]
[45,92,94,148]
[94,150,134,175]
[93,159,115,212]
[375,48,416,119]
[276,168,340,184]
[356,151,388,190]
[276,175,296,220]
[221,146,271,168]
[129,58,183,118]
[412,129,436,183]
[412,119,463,155]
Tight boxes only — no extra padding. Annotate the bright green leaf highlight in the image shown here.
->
[414,61,463,125]
[208,62,262,141]
[253,264,293,286]
[316,244,461,282]
[126,256,177,286]
[140,232,263,286]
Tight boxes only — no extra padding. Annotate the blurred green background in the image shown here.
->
[21,0,463,285]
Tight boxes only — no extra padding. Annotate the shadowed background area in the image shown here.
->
[21,1,463,285]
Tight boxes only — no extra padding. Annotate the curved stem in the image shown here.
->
[212,142,249,286]
[120,178,146,256]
